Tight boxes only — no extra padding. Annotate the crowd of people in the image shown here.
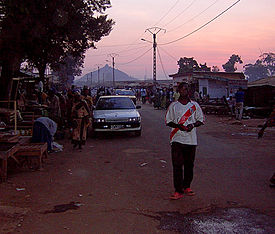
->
[12,80,274,195]
[16,84,97,150]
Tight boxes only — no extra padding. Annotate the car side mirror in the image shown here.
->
[136,105,141,109]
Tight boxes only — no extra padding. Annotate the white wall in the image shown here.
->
[208,80,227,98]
[199,79,208,96]
[199,79,227,98]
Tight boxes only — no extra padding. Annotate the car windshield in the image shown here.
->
[96,97,135,110]
[115,90,134,96]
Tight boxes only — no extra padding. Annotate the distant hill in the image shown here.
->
[74,64,138,86]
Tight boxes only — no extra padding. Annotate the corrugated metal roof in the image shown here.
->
[248,76,275,87]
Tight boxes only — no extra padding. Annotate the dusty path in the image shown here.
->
[0,102,274,233]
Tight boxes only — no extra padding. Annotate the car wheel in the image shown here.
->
[134,130,141,137]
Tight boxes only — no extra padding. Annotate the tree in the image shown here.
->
[177,57,211,73]
[260,52,275,76]
[198,63,211,72]
[177,57,199,73]
[0,0,114,99]
[222,54,243,72]
[244,52,275,81]
[212,66,220,72]
[52,54,85,89]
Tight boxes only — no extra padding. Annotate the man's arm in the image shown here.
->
[166,122,187,131]
[185,121,204,132]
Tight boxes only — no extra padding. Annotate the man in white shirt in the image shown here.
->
[165,82,204,200]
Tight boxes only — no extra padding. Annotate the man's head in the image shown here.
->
[74,91,81,102]
[83,86,89,95]
[178,82,189,98]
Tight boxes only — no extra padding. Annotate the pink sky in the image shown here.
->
[77,0,275,80]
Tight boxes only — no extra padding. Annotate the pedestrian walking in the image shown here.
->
[235,87,245,121]
[71,92,91,149]
[165,82,204,200]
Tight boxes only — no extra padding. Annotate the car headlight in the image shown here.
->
[95,118,105,123]
[128,117,140,122]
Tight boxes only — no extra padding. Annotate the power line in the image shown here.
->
[159,0,241,46]
[158,46,178,61]
[163,0,197,27]
[87,45,150,57]
[96,42,144,48]
[153,0,181,26]
[167,0,220,33]
[116,45,150,56]
[157,48,169,79]
[115,31,148,54]
[117,47,152,65]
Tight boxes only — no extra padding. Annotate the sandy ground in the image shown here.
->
[0,103,274,233]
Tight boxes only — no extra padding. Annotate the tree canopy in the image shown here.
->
[177,57,210,73]
[0,0,114,98]
[222,54,243,72]
[244,52,275,81]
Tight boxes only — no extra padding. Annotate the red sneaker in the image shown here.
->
[183,188,195,196]
[170,192,184,200]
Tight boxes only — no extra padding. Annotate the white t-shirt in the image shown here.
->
[165,100,204,145]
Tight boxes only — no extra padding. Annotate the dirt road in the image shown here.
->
[1,103,274,233]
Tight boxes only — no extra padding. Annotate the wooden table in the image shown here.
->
[0,135,48,182]
[0,143,18,182]
[15,142,48,170]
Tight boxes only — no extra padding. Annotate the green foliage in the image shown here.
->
[244,52,275,81]
[222,54,243,72]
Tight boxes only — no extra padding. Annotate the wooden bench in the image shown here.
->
[14,142,48,170]
[0,143,18,182]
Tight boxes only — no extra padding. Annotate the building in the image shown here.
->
[245,76,275,107]
[169,71,247,98]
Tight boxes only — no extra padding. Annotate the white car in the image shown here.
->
[115,89,136,104]
[92,96,141,136]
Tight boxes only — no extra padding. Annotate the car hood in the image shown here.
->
[93,109,140,120]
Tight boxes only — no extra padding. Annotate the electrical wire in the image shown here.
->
[153,0,181,26]
[157,48,169,79]
[117,47,152,65]
[118,45,151,58]
[96,42,144,48]
[163,0,197,27]
[159,0,241,46]
[87,45,150,58]
[158,46,178,61]
[167,0,220,33]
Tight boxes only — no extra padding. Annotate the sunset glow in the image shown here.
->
[78,0,275,80]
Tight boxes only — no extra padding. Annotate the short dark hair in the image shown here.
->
[178,82,189,90]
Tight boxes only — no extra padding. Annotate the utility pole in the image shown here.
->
[91,71,93,88]
[95,64,102,85]
[142,27,166,85]
[108,53,119,87]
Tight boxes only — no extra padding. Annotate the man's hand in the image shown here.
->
[178,124,188,131]
[186,124,194,132]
